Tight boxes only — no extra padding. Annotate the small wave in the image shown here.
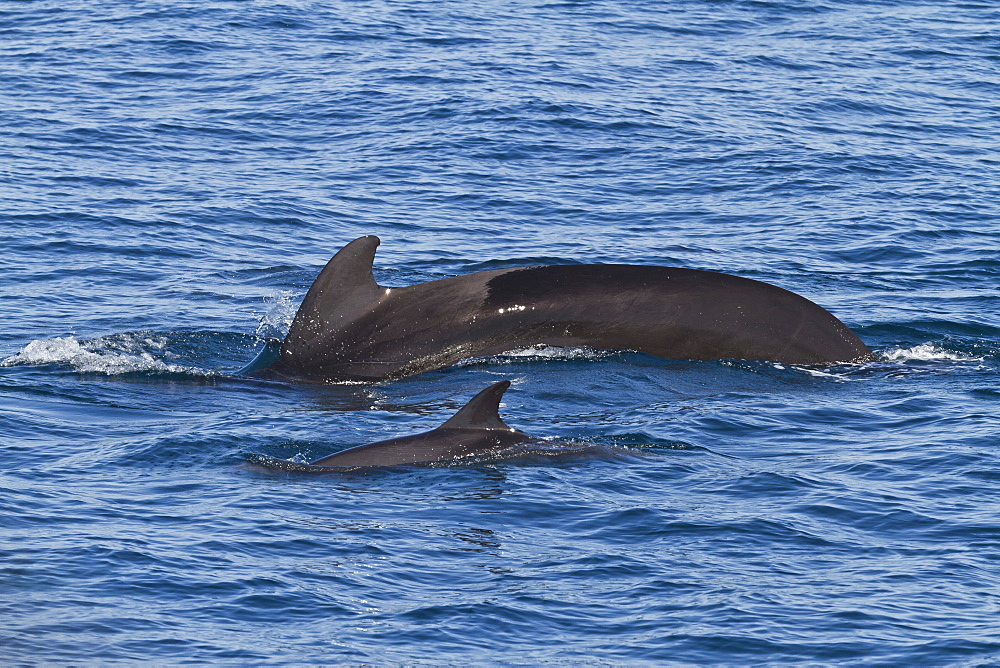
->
[502,345,612,359]
[456,345,616,367]
[802,367,845,378]
[881,343,984,362]
[245,454,326,473]
[1,334,213,376]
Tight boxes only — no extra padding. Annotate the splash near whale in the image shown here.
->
[251,236,873,383]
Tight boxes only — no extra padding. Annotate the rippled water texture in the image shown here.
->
[2,0,999,664]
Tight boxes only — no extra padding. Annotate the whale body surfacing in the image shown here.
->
[251,236,873,383]
[306,380,529,468]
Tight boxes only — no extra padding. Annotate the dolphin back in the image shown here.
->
[440,380,514,430]
[308,381,527,467]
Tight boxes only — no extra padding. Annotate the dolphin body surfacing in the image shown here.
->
[306,380,529,468]
[252,235,873,383]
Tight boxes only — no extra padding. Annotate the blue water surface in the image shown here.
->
[2,0,999,664]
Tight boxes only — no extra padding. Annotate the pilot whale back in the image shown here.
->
[254,235,873,382]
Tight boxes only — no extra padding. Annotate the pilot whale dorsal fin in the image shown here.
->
[440,380,514,431]
[284,236,383,347]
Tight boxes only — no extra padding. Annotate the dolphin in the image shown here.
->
[303,380,530,468]
[249,235,873,382]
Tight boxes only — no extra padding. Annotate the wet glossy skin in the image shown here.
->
[307,380,532,468]
[257,236,873,383]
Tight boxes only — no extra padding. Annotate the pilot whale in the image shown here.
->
[250,235,873,383]
[304,380,529,468]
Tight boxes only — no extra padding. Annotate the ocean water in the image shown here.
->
[2,0,999,664]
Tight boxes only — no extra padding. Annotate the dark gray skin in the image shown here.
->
[255,235,873,383]
[308,380,531,467]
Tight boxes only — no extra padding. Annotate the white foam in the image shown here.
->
[497,345,612,360]
[454,345,614,368]
[256,290,297,340]
[1,334,207,375]
[881,343,982,362]
[803,367,851,379]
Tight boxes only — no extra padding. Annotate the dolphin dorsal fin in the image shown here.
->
[440,380,514,431]
[285,236,383,346]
